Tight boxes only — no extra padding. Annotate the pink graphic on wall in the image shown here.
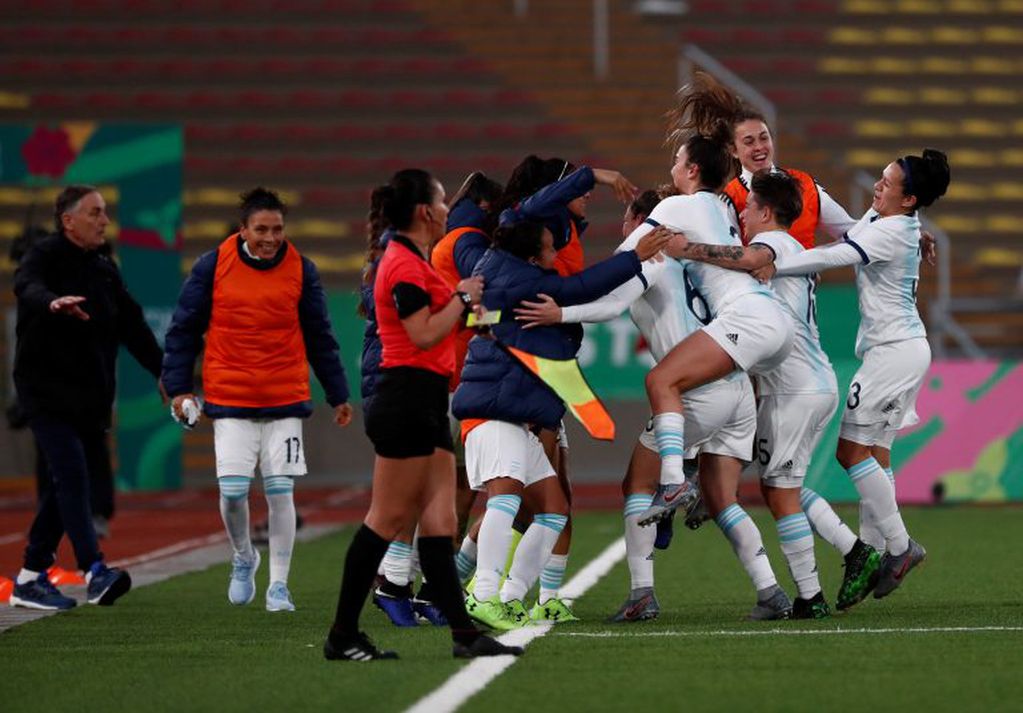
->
[896,361,1023,503]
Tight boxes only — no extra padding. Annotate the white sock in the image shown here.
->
[715,504,776,591]
[409,528,421,583]
[653,412,686,486]
[380,540,414,587]
[218,476,253,560]
[539,553,569,604]
[17,568,41,585]
[776,513,821,599]
[501,514,568,603]
[455,535,478,582]
[847,458,909,555]
[623,493,656,590]
[474,494,520,600]
[263,475,296,585]
[800,488,857,556]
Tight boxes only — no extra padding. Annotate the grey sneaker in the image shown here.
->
[607,588,660,623]
[748,585,792,621]
[873,539,926,599]
[228,549,261,605]
[637,481,700,527]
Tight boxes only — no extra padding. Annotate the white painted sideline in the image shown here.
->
[404,537,627,713]
[555,626,1023,639]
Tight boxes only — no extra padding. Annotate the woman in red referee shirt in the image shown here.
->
[325,169,522,662]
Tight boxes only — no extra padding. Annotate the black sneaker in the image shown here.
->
[791,591,832,619]
[453,634,524,659]
[323,631,399,662]
[86,563,132,606]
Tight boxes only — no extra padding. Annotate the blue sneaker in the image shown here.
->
[372,587,419,627]
[228,550,260,605]
[265,581,296,612]
[412,597,448,626]
[654,510,675,550]
[10,573,77,611]
[86,563,132,606]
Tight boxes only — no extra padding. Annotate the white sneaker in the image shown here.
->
[266,580,296,612]
[227,550,260,605]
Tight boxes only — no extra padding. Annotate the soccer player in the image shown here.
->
[162,188,353,613]
[453,218,669,629]
[515,188,759,622]
[325,168,520,661]
[673,170,874,617]
[755,150,951,601]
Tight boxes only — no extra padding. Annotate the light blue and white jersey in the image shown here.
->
[646,191,773,314]
[843,210,926,358]
[751,230,838,396]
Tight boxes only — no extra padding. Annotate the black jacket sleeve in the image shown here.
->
[160,251,216,397]
[298,257,350,407]
[13,241,60,315]
[533,250,642,307]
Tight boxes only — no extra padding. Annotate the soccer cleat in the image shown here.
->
[654,511,675,550]
[465,593,518,632]
[637,481,699,527]
[324,631,399,662]
[748,585,792,621]
[265,581,296,612]
[503,599,530,627]
[86,563,132,606]
[373,587,419,627]
[453,634,524,658]
[791,591,832,619]
[607,589,660,623]
[529,597,580,623]
[464,572,477,597]
[836,539,882,610]
[873,539,926,600]
[227,550,260,605]
[412,597,447,626]
[9,573,77,611]
[684,493,710,530]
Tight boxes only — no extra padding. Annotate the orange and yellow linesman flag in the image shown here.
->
[505,346,615,441]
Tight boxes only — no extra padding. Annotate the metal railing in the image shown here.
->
[851,171,987,360]
[676,44,777,129]
[511,0,610,80]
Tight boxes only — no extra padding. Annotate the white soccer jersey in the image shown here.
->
[646,191,773,313]
[751,230,838,396]
[560,225,741,391]
[843,210,926,358]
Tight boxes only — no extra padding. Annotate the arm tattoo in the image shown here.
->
[680,242,773,268]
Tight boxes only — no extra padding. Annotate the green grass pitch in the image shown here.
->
[3,507,1021,712]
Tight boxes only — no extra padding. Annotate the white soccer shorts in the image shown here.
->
[703,293,794,376]
[751,392,838,488]
[839,337,931,447]
[639,374,756,462]
[213,417,306,478]
[464,420,557,492]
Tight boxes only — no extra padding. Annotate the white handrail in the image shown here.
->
[676,44,777,129]
[594,0,610,80]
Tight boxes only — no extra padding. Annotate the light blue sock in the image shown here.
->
[653,412,686,486]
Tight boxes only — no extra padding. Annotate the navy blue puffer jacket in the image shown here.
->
[452,247,642,430]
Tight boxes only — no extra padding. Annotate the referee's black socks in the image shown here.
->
[417,536,481,646]
[330,524,390,637]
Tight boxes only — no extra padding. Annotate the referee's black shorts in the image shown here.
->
[364,367,454,458]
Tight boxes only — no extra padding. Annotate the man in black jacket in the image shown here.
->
[9,185,164,611]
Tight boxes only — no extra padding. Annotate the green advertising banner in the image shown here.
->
[1,123,183,490]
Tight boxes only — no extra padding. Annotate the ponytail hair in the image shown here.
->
[379,168,438,230]
[359,184,392,316]
[897,149,950,209]
[666,72,737,191]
